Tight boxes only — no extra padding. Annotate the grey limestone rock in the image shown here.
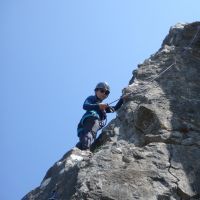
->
[22,22,200,200]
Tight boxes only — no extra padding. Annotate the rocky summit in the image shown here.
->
[22,22,200,200]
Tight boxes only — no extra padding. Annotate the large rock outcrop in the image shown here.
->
[22,22,200,200]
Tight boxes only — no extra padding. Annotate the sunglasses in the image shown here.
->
[99,89,110,95]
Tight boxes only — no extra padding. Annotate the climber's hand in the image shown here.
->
[99,103,108,111]
[108,106,115,112]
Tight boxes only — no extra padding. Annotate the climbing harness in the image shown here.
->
[108,25,200,106]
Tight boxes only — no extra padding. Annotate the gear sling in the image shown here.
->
[76,94,124,150]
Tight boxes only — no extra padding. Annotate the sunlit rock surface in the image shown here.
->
[23,22,200,200]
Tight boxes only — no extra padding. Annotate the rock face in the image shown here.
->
[22,22,200,200]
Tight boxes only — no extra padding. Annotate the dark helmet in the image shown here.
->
[95,82,110,92]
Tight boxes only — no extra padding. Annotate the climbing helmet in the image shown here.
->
[95,82,110,95]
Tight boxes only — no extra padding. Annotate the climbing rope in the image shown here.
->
[108,58,177,106]
[183,25,200,53]
[108,25,200,106]
[180,96,200,102]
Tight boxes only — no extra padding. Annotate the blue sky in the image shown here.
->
[0,1,199,199]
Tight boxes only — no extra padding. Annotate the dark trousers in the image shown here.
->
[76,117,101,150]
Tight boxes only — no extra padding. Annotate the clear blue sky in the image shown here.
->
[0,1,199,199]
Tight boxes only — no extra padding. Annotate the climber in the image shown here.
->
[76,82,127,151]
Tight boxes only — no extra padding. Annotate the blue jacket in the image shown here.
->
[80,95,124,124]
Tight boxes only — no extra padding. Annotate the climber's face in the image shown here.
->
[96,89,109,100]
